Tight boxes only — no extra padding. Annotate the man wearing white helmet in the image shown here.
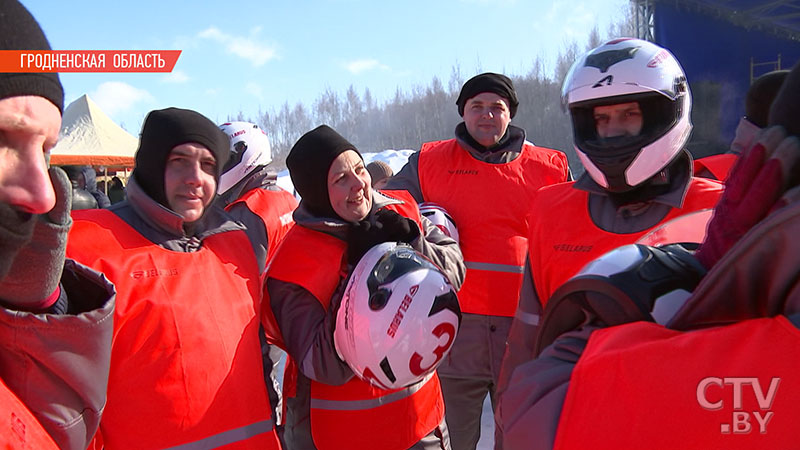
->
[216,121,298,446]
[497,39,724,443]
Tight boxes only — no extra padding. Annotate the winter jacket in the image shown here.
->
[0,260,115,450]
[264,190,465,449]
[66,177,280,449]
[497,192,800,449]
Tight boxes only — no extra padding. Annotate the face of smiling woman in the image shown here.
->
[327,150,372,222]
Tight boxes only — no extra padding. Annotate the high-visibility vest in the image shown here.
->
[227,186,297,263]
[266,191,443,450]
[0,377,58,449]
[529,177,722,304]
[694,153,738,181]
[554,318,800,449]
[417,139,570,316]
[67,209,280,450]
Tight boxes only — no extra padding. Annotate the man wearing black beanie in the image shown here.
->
[65,108,283,447]
[0,1,116,449]
[385,72,571,449]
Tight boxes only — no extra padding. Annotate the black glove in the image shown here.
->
[346,210,420,265]
[0,167,72,310]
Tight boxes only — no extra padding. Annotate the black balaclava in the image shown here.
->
[287,125,362,218]
[768,61,800,136]
[133,107,229,208]
[0,0,64,112]
[747,70,788,128]
[456,72,519,119]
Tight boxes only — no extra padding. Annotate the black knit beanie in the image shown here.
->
[0,0,64,112]
[456,72,518,119]
[746,70,788,128]
[287,125,361,218]
[133,107,229,207]
[769,61,800,137]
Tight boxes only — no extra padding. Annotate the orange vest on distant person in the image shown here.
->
[266,191,443,450]
[529,178,722,304]
[227,186,298,263]
[417,139,570,316]
[554,318,800,449]
[67,209,280,450]
[694,153,738,181]
[0,378,58,449]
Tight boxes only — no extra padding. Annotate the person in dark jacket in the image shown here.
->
[60,165,99,210]
[0,2,115,449]
[80,165,111,208]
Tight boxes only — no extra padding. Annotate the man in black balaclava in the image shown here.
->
[0,1,115,449]
[65,107,284,447]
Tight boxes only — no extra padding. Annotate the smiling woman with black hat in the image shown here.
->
[65,107,283,449]
[263,124,465,449]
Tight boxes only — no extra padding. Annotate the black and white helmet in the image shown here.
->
[562,38,692,192]
[218,121,272,194]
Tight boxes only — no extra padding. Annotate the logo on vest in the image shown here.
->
[696,377,779,434]
[130,268,179,280]
[553,243,593,253]
[447,169,478,175]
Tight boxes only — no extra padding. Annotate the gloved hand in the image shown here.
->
[695,126,800,269]
[0,167,73,310]
[346,209,420,265]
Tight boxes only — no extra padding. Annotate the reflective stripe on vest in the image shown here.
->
[266,191,444,450]
[310,373,434,411]
[529,178,723,305]
[554,318,800,449]
[67,209,280,450]
[164,419,275,450]
[0,378,59,449]
[228,186,298,263]
[417,139,569,316]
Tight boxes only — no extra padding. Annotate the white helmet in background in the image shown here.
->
[419,202,459,243]
[218,121,273,194]
[335,242,461,390]
[562,38,692,192]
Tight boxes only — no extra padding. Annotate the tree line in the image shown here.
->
[234,20,648,176]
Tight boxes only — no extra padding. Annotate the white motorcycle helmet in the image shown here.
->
[418,202,459,243]
[335,242,461,390]
[217,121,273,194]
[562,38,692,192]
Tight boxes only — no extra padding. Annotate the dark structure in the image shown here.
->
[632,0,800,157]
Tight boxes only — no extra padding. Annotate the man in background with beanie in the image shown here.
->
[0,1,115,449]
[694,69,789,181]
[367,160,394,189]
[66,108,281,449]
[385,72,570,449]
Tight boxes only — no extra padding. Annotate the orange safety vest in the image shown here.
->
[694,153,738,181]
[0,378,58,449]
[417,139,570,317]
[554,318,800,449]
[227,186,298,263]
[528,178,722,305]
[266,191,443,450]
[67,210,280,450]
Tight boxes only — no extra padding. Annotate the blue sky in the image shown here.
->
[24,0,631,134]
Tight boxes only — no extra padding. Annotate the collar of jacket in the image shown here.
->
[292,190,406,241]
[574,149,694,210]
[125,176,243,241]
[454,123,527,164]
